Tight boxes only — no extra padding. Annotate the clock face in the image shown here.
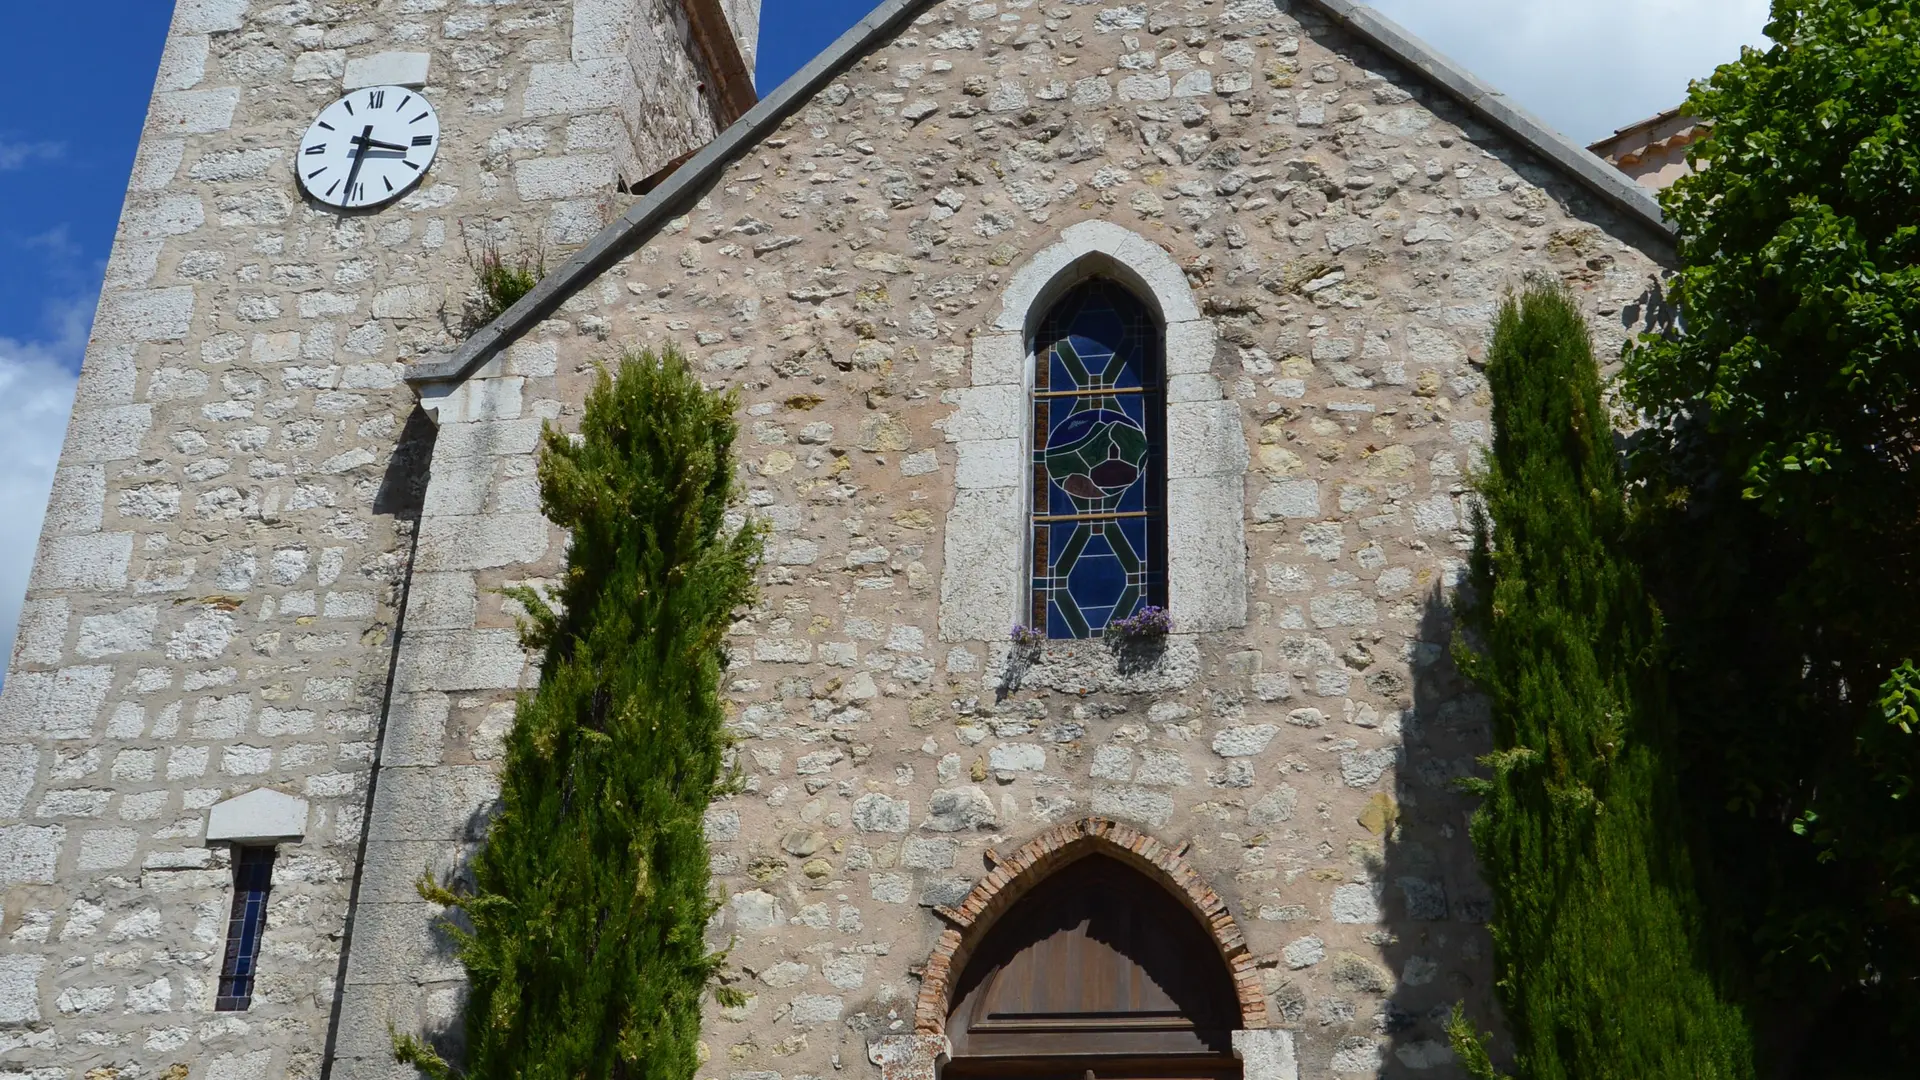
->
[296,86,440,210]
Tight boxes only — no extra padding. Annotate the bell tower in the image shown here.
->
[0,2,756,1077]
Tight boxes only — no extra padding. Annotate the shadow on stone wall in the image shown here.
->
[1360,583,1499,1078]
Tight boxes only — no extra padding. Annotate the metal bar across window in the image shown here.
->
[1032,387,1154,399]
[1035,511,1153,523]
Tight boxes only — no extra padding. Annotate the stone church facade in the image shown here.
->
[0,2,1673,1080]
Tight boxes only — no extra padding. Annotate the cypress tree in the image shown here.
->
[395,348,763,1080]
[1451,288,1753,1078]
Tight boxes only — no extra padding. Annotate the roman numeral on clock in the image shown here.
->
[412,135,433,147]
[304,144,326,155]
[368,90,385,109]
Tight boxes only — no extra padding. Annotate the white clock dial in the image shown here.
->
[296,85,440,210]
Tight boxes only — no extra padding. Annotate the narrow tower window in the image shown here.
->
[215,845,276,1011]
[1030,280,1168,638]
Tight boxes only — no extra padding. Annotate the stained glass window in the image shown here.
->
[216,845,276,1011]
[1030,280,1167,638]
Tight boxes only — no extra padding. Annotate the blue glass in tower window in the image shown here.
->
[1029,281,1167,638]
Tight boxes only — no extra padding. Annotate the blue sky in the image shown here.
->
[0,0,1768,665]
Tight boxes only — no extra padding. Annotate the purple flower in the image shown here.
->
[1108,605,1173,639]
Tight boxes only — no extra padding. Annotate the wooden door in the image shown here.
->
[944,855,1243,1079]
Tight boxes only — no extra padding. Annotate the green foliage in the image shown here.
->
[465,239,544,329]
[1619,0,1920,1050]
[396,348,763,1080]
[1459,288,1755,1079]
[1446,1002,1506,1080]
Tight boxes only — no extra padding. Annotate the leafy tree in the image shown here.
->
[1619,0,1920,1060]
[395,349,763,1079]
[1455,287,1754,1079]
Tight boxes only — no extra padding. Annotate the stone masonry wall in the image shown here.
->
[0,2,755,1079]
[388,2,1671,1079]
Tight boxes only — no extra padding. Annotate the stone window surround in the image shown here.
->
[939,220,1249,643]
[204,787,310,845]
[868,816,1298,1080]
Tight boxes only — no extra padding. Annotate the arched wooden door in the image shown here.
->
[944,855,1243,1080]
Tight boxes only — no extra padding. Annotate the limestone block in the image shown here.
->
[971,333,1025,386]
[344,51,431,90]
[515,155,617,201]
[380,693,449,767]
[0,666,113,739]
[329,982,441,1066]
[173,0,246,33]
[73,344,138,407]
[573,0,638,60]
[1331,882,1383,924]
[155,34,209,92]
[524,58,632,118]
[95,287,194,343]
[75,604,157,657]
[1167,373,1223,404]
[1089,787,1174,827]
[206,788,309,842]
[1253,479,1319,521]
[415,514,550,572]
[0,823,63,885]
[432,417,544,459]
[357,839,470,905]
[128,139,185,192]
[125,193,205,238]
[206,1050,274,1080]
[852,793,910,833]
[188,148,285,183]
[943,384,1021,444]
[0,954,45,1023]
[292,50,347,84]
[74,827,139,870]
[366,765,500,842]
[0,745,38,818]
[1234,1030,1300,1080]
[507,340,559,378]
[1167,401,1249,479]
[1165,320,1218,377]
[954,438,1021,490]
[421,377,525,425]
[1168,475,1248,632]
[63,405,151,465]
[10,599,68,667]
[938,487,1022,642]
[403,573,479,631]
[150,87,240,134]
[393,629,529,692]
[341,900,466,986]
[371,284,436,320]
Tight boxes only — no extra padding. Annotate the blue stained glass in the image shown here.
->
[1031,281,1166,638]
[217,845,276,1011]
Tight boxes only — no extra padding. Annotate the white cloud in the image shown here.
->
[1369,0,1771,142]
[0,296,87,673]
[0,139,64,171]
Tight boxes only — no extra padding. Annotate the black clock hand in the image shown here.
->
[351,134,410,153]
[341,124,374,206]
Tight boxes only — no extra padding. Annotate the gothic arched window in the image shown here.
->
[1030,281,1168,638]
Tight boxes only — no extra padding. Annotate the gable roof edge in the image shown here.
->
[1298,0,1672,239]
[409,0,1673,393]
[408,0,938,389]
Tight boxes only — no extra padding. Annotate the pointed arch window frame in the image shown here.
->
[938,220,1251,645]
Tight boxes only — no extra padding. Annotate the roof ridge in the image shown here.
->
[408,0,1672,391]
